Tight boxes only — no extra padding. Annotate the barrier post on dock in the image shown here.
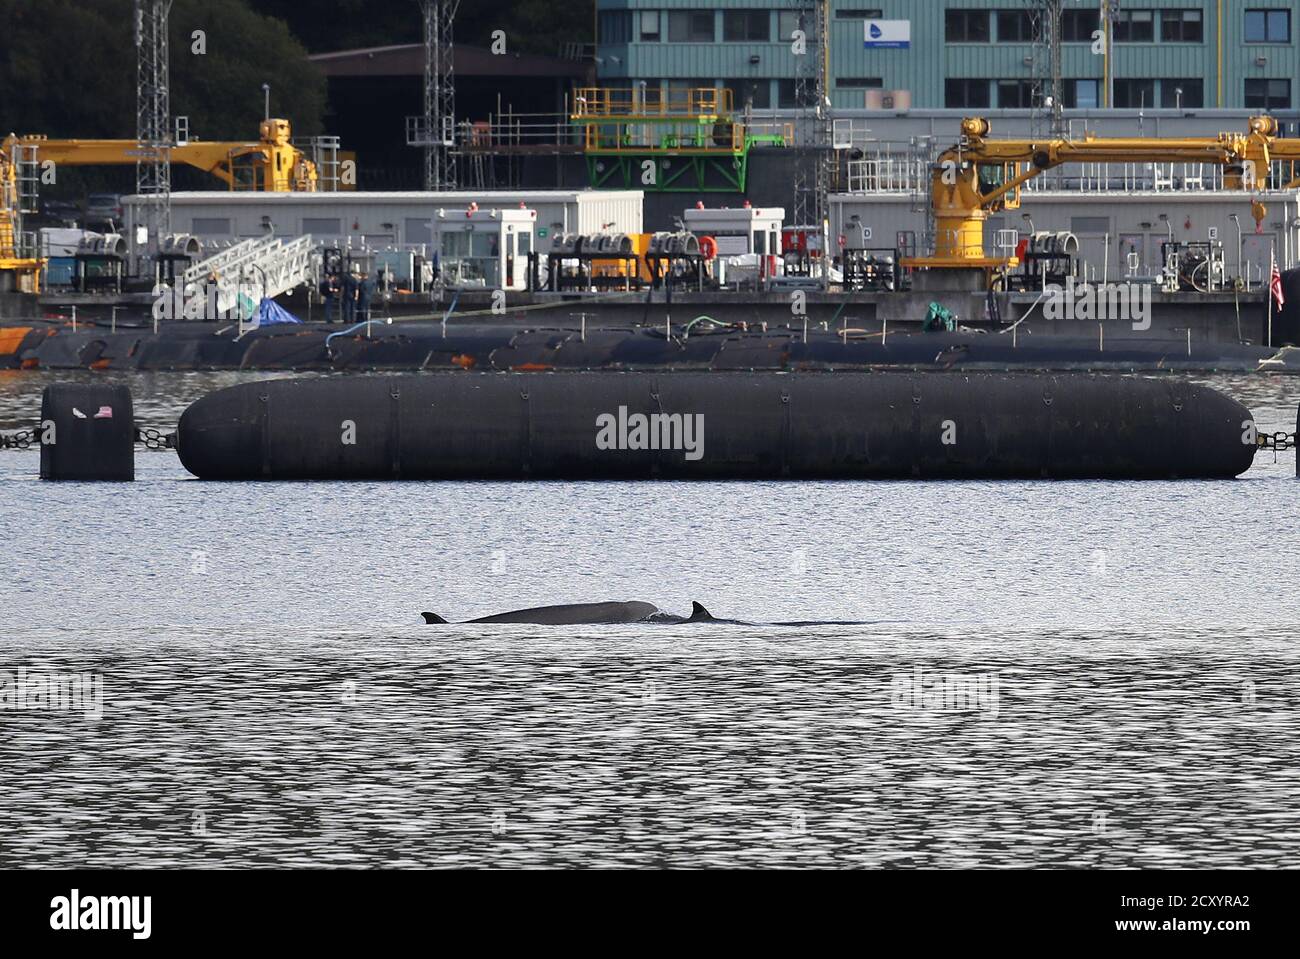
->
[1099,324,1104,353]
[1187,328,1193,357]
[71,306,77,332]
[570,312,590,342]
[111,306,117,333]
[1268,253,1274,349]
[1229,213,1243,286]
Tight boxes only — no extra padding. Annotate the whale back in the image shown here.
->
[469,601,660,625]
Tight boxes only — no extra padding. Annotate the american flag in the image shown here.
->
[1271,255,1286,311]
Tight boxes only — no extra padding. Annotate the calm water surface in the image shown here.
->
[1,370,1298,868]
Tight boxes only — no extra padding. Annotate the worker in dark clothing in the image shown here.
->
[322,272,340,324]
[357,271,374,324]
[342,268,359,324]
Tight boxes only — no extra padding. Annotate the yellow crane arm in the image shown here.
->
[915,115,1300,267]
[977,142,1237,210]
[2,119,317,194]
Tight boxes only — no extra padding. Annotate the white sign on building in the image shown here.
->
[864,20,911,49]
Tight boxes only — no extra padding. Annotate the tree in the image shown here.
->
[172,0,327,140]
[0,0,134,138]
[245,0,594,57]
[0,0,326,191]
[246,0,418,53]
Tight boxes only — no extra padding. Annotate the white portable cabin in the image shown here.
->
[830,189,1300,282]
[681,205,785,257]
[124,190,642,253]
[435,205,537,291]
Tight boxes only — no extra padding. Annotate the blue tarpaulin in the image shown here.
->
[252,298,301,327]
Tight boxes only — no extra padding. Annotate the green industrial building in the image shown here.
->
[594,1,1300,115]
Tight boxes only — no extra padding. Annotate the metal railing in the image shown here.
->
[457,113,582,152]
[295,135,342,191]
[581,119,745,153]
[846,155,931,193]
[182,238,262,287]
[1023,162,1228,193]
[745,119,796,146]
[832,118,884,150]
[842,151,1300,195]
[14,143,40,214]
[405,114,455,148]
[571,87,734,119]
[181,235,314,317]
[453,110,790,154]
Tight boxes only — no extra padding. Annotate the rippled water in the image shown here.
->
[1,371,1298,868]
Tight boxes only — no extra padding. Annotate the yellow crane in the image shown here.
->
[5,118,319,193]
[1,119,321,291]
[907,115,1300,272]
[0,146,40,291]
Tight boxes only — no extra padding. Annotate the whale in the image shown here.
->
[420,602,871,627]
[420,601,717,626]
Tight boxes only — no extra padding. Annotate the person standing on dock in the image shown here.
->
[322,271,340,324]
[342,266,359,325]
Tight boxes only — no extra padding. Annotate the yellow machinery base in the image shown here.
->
[901,256,1019,271]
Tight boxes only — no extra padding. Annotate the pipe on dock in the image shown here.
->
[176,372,1255,481]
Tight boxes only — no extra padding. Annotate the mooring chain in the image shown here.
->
[0,429,34,450]
[135,426,175,451]
[1256,431,1297,452]
[0,426,175,451]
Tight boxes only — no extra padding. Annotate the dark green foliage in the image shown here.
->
[0,0,326,138]
[247,0,594,57]
[0,0,590,193]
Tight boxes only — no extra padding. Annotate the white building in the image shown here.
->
[831,188,1300,284]
[435,206,538,291]
[681,205,784,257]
[124,189,644,253]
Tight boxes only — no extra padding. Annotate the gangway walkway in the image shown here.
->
[181,235,315,318]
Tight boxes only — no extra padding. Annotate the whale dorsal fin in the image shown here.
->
[688,602,715,622]
[421,611,447,624]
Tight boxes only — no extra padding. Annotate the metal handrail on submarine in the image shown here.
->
[903,115,1300,274]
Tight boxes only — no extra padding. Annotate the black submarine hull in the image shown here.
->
[175,372,1256,481]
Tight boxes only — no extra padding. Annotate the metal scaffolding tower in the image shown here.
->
[135,0,173,255]
[1026,0,1066,140]
[791,1,832,233]
[416,0,460,191]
